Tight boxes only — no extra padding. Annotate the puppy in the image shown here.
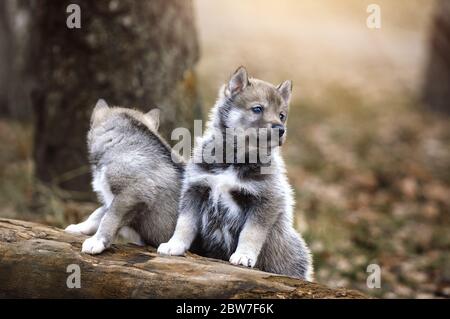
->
[158,67,313,280]
[65,99,183,254]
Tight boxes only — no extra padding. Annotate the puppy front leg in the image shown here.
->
[157,187,201,256]
[230,218,271,268]
[157,213,198,256]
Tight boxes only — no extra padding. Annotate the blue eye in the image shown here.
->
[251,105,263,114]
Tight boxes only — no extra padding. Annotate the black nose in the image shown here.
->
[272,124,285,137]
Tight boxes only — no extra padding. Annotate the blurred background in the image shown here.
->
[0,0,449,298]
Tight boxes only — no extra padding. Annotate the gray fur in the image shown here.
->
[65,100,183,254]
[158,67,313,280]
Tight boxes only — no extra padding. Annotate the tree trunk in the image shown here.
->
[0,0,13,117]
[30,0,202,193]
[422,0,450,114]
[0,218,367,299]
[0,0,32,120]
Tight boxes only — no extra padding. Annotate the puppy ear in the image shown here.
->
[225,66,249,97]
[92,99,109,122]
[277,80,293,105]
[94,99,109,110]
[144,108,160,131]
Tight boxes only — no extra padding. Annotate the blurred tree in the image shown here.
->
[0,0,32,120]
[423,0,450,114]
[0,1,13,117]
[29,0,202,194]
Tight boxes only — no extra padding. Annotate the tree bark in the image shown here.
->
[0,0,33,120]
[0,218,368,299]
[422,0,450,114]
[30,0,202,193]
[0,0,13,117]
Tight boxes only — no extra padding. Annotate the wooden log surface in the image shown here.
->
[0,218,368,298]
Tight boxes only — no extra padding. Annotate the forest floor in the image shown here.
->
[287,92,450,298]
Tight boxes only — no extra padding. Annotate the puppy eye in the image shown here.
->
[251,105,263,114]
[279,113,286,121]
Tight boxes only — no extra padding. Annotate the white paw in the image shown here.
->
[157,239,187,256]
[229,252,257,268]
[82,236,107,255]
[65,222,95,235]
[65,223,85,235]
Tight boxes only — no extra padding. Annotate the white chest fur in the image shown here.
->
[92,166,114,207]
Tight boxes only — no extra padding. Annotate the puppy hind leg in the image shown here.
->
[82,196,134,255]
[118,226,145,246]
[65,206,107,235]
[258,226,313,281]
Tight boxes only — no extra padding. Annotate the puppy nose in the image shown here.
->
[271,124,285,137]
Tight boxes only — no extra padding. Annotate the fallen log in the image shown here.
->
[0,218,367,298]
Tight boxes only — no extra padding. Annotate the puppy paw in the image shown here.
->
[229,252,257,268]
[65,222,96,235]
[157,239,187,256]
[82,236,107,255]
[65,223,85,235]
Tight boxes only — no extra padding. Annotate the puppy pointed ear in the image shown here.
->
[94,99,109,111]
[226,66,249,97]
[144,108,160,131]
[277,80,293,105]
[92,99,109,122]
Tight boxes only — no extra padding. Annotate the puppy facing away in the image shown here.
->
[65,100,183,254]
[158,66,313,280]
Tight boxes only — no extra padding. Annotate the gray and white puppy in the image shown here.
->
[158,67,313,280]
[65,100,183,254]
